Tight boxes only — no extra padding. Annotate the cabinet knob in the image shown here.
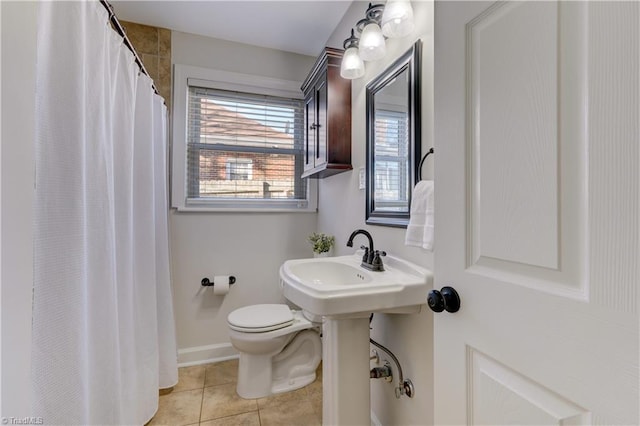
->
[310,123,317,130]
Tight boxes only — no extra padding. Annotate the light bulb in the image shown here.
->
[381,0,415,38]
[340,46,365,79]
[359,22,386,61]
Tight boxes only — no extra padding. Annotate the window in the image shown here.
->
[374,110,409,211]
[226,159,253,181]
[172,65,316,211]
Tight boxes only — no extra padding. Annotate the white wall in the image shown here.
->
[1,0,38,416]
[320,2,435,425]
[170,31,318,364]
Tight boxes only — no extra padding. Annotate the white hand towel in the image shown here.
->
[405,180,434,250]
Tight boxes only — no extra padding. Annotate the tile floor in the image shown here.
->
[148,359,322,426]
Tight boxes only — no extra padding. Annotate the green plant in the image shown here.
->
[308,232,335,254]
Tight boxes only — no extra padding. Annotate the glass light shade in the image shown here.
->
[359,22,386,61]
[381,0,415,38]
[340,46,365,79]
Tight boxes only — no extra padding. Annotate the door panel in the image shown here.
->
[316,78,328,168]
[434,1,639,424]
[469,1,560,271]
[468,348,589,425]
[467,2,588,300]
[304,95,315,172]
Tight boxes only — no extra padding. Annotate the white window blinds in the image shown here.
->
[187,85,307,206]
[374,110,409,211]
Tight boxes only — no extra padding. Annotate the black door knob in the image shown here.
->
[427,286,460,313]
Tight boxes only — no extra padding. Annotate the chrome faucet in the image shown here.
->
[346,229,386,271]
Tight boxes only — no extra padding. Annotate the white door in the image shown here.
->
[434,1,639,424]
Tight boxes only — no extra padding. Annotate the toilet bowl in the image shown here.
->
[227,304,322,399]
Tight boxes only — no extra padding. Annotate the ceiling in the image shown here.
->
[111,1,353,56]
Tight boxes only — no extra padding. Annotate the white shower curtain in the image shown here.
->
[32,2,178,424]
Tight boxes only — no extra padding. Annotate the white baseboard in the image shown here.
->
[177,343,239,367]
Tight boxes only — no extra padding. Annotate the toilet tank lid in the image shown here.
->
[228,304,294,329]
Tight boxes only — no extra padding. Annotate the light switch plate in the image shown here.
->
[359,168,366,190]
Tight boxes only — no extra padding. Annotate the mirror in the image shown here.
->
[366,40,421,227]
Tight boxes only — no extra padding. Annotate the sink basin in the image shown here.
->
[279,252,432,316]
[287,261,373,286]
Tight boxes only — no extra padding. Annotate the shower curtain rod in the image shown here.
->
[99,0,159,96]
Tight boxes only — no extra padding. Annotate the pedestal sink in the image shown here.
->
[279,252,432,426]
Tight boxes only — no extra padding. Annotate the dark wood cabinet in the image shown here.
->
[301,47,352,178]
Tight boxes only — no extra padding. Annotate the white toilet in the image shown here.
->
[227,303,322,399]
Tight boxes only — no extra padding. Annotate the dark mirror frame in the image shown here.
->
[365,40,422,228]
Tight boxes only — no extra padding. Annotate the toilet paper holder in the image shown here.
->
[201,276,236,287]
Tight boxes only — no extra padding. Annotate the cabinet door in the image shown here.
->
[314,78,328,169]
[304,94,315,173]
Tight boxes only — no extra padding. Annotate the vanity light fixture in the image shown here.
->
[357,4,386,61]
[340,29,365,79]
[339,1,416,80]
[381,0,415,38]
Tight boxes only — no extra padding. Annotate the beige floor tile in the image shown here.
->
[173,365,206,392]
[200,383,258,421]
[148,388,203,426]
[308,387,323,421]
[204,359,239,387]
[306,377,323,398]
[257,385,309,410]
[310,363,323,420]
[199,411,260,426]
[258,400,321,426]
[154,360,323,425]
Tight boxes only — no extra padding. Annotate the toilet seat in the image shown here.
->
[228,304,294,333]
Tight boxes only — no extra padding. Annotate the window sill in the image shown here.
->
[174,206,318,214]
[175,197,317,213]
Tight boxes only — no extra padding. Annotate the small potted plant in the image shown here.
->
[308,232,335,258]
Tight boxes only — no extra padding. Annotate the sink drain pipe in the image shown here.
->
[369,314,415,398]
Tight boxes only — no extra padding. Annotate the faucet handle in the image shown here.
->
[372,250,386,271]
[360,245,369,263]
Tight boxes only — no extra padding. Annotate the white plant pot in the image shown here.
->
[313,248,333,258]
